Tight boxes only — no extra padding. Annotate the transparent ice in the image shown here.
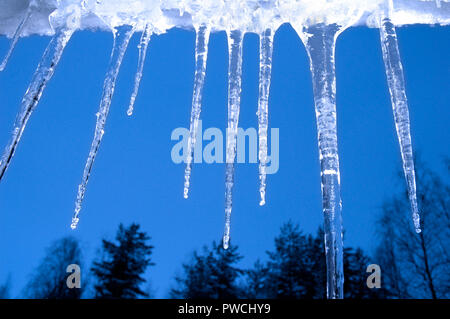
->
[0,0,448,299]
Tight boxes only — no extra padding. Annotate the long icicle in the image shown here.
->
[71,25,134,229]
[0,1,36,72]
[183,24,211,199]
[257,28,274,206]
[0,27,75,181]
[380,0,421,233]
[301,23,344,299]
[127,23,152,116]
[223,30,244,250]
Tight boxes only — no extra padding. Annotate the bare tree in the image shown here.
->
[375,159,450,298]
[24,236,83,299]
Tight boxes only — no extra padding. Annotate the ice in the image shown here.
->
[256,28,274,206]
[72,25,134,229]
[127,23,152,116]
[223,30,244,250]
[183,24,210,199]
[379,0,421,233]
[0,2,83,181]
[0,0,448,299]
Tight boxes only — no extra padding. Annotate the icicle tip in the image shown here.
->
[70,218,79,230]
[222,237,229,250]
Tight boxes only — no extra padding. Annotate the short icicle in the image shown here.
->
[0,27,75,181]
[183,24,211,199]
[127,23,152,116]
[223,30,244,250]
[257,28,274,206]
[380,0,421,233]
[0,0,36,72]
[72,25,135,229]
[300,23,344,299]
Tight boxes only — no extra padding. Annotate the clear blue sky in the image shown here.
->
[0,23,448,298]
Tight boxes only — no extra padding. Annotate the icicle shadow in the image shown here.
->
[72,25,134,229]
[0,27,75,181]
[257,28,274,206]
[183,24,211,199]
[223,30,244,250]
[380,1,421,233]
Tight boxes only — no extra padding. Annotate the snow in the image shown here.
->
[0,0,448,39]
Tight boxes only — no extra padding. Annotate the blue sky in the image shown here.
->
[0,23,448,298]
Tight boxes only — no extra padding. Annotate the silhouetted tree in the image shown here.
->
[264,222,319,298]
[91,223,154,299]
[344,247,388,298]
[243,222,383,299]
[171,241,243,299]
[244,260,269,299]
[375,160,450,298]
[24,236,83,299]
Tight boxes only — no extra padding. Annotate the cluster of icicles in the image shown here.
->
[1,0,445,298]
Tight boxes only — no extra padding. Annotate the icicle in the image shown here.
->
[0,27,75,181]
[0,1,36,72]
[71,25,134,229]
[257,28,274,206]
[183,24,211,199]
[223,30,244,250]
[380,0,421,233]
[127,24,152,116]
[299,23,344,299]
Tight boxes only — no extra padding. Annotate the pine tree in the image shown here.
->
[264,221,319,298]
[91,223,154,299]
[171,241,243,299]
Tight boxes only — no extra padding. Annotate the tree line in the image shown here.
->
[0,160,448,299]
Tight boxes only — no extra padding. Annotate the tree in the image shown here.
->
[91,223,154,299]
[0,276,11,299]
[171,241,243,299]
[244,260,269,299]
[375,159,450,298]
[264,222,320,298]
[24,236,83,299]
[244,221,383,299]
